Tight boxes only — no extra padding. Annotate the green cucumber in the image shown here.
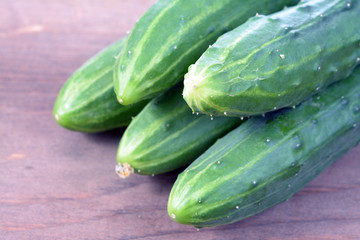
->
[169,67,360,227]
[114,0,299,105]
[183,0,360,117]
[115,85,242,177]
[53,37,148,133]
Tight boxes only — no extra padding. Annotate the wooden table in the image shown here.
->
[1,1,360,239]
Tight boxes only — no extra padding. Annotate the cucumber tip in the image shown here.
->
[115,163,134,179]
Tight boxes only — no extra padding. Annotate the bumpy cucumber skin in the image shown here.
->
[53,38,148,133]
[114,0,299,105]
[184,0,360,117]
[169,67,360,227]
[117,85,242,175]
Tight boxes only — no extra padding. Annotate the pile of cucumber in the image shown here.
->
[54,0,360,228]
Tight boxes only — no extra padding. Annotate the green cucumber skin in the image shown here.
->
[168,67,360,227]
[114,0,299,105]
[53,38,148,133]
[117,85,242,175]
[183,0,360,117]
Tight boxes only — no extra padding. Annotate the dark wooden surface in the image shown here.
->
[1,1,360,239]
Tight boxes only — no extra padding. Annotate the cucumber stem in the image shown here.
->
[115,163,134,179]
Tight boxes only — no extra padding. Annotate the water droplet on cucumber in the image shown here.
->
[208,26,215,33]
[293,135,302,149]
[341,96,348,105]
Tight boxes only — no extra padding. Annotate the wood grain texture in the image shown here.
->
[0,0,359,239]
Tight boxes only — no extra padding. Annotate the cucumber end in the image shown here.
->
[53,99,99,133]
[183,74,209,115]
[116,83,149,106]
[167,201,202,226]
[167,185,202,226]
[115,162,134,179]
[53,102,79,132]
[167,202,190,225]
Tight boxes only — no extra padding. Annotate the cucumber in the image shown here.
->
[114,0,299,105]
[183,0,360,117]
[115,85,242,177]
[53,37,148,133]
[168,67,360,227]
